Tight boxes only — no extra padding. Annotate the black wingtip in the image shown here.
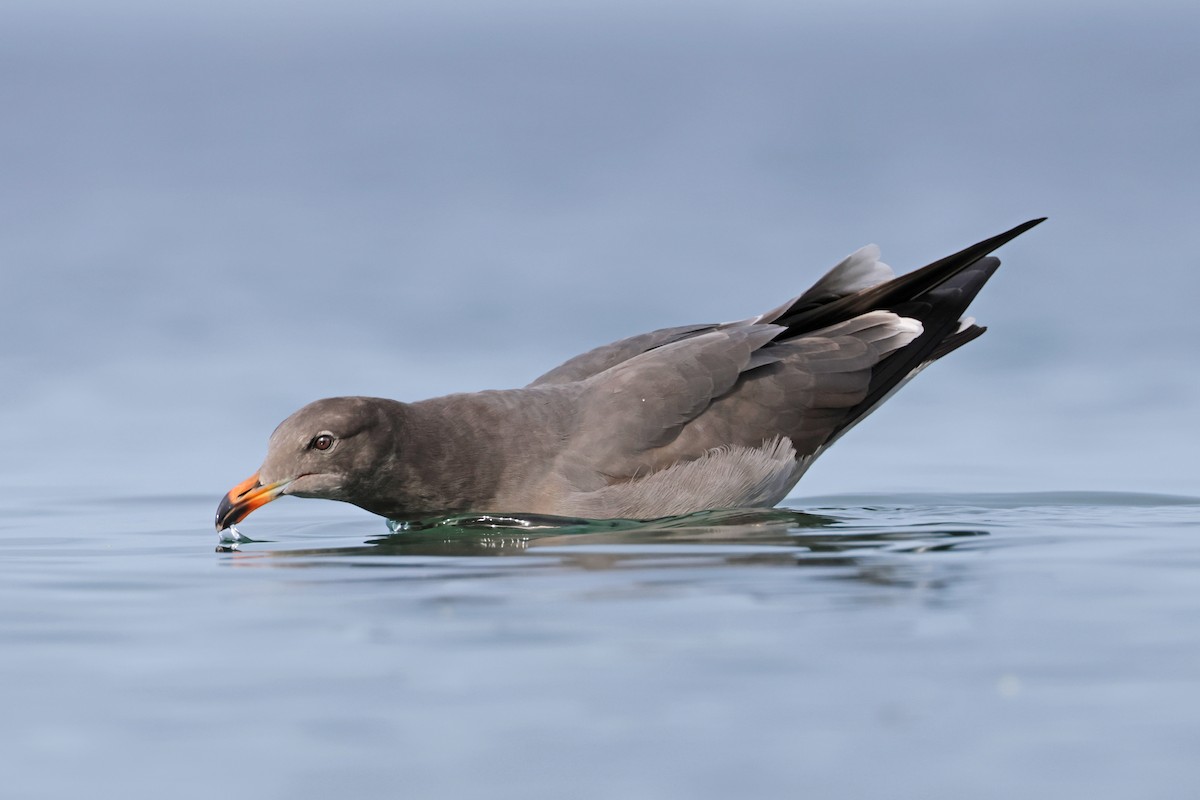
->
[985,217,1046,248]
[1008,214,1046,232]
[780,217,1046,335]
[926,217,1046,274]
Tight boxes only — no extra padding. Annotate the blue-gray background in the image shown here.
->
[3,4,1200,799]
[3,0,1196,503]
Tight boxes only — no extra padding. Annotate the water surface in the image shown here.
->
[2,491,1197,799]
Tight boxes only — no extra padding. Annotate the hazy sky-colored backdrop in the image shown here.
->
[3,0,1197,505]
[3,6,1200,800]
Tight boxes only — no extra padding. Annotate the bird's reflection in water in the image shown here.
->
[218,507,989,591]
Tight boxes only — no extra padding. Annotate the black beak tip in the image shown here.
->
[215,494,237,532]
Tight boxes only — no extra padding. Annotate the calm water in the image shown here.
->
[2,492,1198,799]
[3,1,1200,797]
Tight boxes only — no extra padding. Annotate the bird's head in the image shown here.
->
[215,396,402,531]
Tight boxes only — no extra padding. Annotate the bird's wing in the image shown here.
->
[544,218,1044,493]
[559,311,920,487]
[528,241,899,388]
[527,323,715,386]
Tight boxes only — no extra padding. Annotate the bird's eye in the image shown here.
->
[310,434,335,451]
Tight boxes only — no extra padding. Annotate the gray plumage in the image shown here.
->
[216,219,1044,530]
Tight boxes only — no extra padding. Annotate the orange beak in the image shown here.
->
[215,473,292,531]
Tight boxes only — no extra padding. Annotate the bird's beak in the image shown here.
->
[215,473,291,531]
